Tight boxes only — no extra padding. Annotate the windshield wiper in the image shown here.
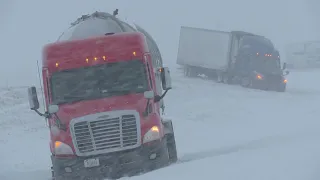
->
[57,89,145,104]
[63,95,88,104]
[100,89,130,95]
[101,89,146,96]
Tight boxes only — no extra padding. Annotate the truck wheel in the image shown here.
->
[162,119,178,164]
[51,166,57,180]
[184,66,197,77]
[166,133,178,164]
[217,72,223,83]
[241,77,252,88]
[277,85,286,92]
[222,74,232,84]
[183,66,189,77]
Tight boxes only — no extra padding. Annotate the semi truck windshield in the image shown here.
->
[240,36,274,52]
[50,60,149,104]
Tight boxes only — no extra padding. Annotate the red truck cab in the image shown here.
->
[27,11,177,180]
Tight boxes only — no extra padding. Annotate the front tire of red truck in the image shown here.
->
[51,140,171,180]
[163,120,178,164]
[166,132,178,164]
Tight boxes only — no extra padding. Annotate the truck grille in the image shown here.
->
[265,74,282,83]
[71,112,140,156]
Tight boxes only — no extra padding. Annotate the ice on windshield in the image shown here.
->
[50,60,149,104]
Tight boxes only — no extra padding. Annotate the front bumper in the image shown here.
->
[52,140,167,180]
[252,79,286,91]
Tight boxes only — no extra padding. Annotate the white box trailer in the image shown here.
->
[176,26,288,92]
[177,26,232,71]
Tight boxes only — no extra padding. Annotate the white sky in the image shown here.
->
[0,0,318,87]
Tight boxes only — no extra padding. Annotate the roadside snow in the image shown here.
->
[1,69,320,180]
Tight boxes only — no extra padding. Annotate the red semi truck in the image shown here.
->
[27,10,177,180]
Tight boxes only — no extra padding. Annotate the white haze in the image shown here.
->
[0,0,317,87]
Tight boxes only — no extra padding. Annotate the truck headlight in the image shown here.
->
[54,141,74,155]
[143,126,160,143]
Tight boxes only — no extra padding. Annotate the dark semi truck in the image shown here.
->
[176,26,289,92]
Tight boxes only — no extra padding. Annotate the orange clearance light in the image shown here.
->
[283,79,287,83]
[94,57,97,61]
[256,74,262,79]
[85,58,89,63]
[102,56,106,60]
[133,51,136,56]
[55,63,59,67]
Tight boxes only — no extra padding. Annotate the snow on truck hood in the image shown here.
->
[55,93,147,124]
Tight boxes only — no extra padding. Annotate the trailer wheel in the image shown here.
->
[184,66,197,77]
[183,66,189,77]
[217,72,223,83]
[222,73,232,84]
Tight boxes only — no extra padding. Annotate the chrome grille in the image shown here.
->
[265,74,282,83]
[72,112,140,156]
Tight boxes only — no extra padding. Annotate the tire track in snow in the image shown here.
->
[176,130,317,165]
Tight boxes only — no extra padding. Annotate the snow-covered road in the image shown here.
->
[1,69,320,180]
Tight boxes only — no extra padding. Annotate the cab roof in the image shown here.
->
[42,32,149,70]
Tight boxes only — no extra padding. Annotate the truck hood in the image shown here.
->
[257,69,283,76]
[55,93,147,124]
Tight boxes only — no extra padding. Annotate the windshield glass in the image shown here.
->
[50,59,149,104]
[240,35,274,52]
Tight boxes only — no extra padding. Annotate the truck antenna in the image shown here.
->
[36,60,46,123]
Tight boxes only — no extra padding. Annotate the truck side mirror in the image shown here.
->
[282,62,287,70]
[27,86,40,110]
[160,67,172,90]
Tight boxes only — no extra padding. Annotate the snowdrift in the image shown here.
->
[1,70,320,180]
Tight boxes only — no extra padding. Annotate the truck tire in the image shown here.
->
[217,72,223,83]
[240,77,252,88]
[277,85,286,92]
[162,119,178,164]
[184,66,197,77]
[222,74,230,84]
[166,133,178,164]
